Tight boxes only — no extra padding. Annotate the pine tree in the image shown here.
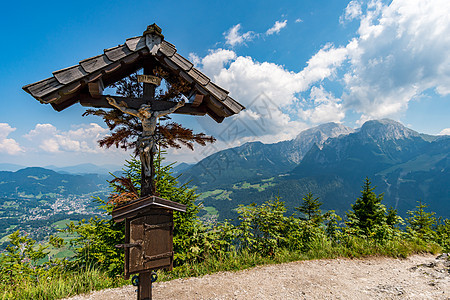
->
[295,192,323,224]
[346,177,386,234]
[406,200,436,241]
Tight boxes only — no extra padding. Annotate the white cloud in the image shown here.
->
[295,18,303,23]
[266,20,288,35]
[342,0,450,122]
[0,123,23,155]
[340,0,363,23]
[192,0,450,145]
[300,43,348,88]
[439,128,450,135]
[191,43,348,143]
[24,123,109,153]
[299,86,345,124]
[224,24,255,47]
[200,49,236,77]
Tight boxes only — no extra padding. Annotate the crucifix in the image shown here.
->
[106,96,185,195]
[23,23,244,300]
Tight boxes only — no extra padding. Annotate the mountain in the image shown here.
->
[288,119,448,215]
[180,119,449,221]
[292,119,429,178]
[44,163,122,175]
[0,167,111,196]
[0,163,25,172]
[180,122,353,188]
[172,162,194,174]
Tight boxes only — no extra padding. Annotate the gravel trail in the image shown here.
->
[65,254,450,299]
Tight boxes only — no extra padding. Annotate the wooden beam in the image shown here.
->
[190,94,204,108]
[88,79,104,98]
[78,94,207,116]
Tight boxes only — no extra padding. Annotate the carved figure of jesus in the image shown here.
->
[106,97,185,178]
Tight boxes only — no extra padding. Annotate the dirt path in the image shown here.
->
[65,254,449,299]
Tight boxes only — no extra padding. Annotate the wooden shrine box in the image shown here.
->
[112,196,186,279]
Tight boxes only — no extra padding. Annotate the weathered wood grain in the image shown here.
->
[80,54,113,73]
[125,36,146,52]
[24,77,63,98]
[159,40,176,57]
[104,44,133,61]
[53,65,88,85]
[170,53,193,71]
[188,67,210,86]
[88,79,104,98]
[204,81,228,101]
[23,27,244,120]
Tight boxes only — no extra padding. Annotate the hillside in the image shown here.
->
[0,167,111,248]
[179,122,353,188]
[0,167,110,196]
[180,119,450,221]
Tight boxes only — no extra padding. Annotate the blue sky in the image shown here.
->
[0,0,449,167]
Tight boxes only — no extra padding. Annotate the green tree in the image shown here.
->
[235,198,289,256]
[0,231,48,285]
[406,201,436,241]
[295,192,323,224]
[67,155,202,276]
[346,177,386,235]
[435,218,450,251]
[386,207,403,227]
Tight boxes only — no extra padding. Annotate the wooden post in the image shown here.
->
[139,62,156,300]
[141,62,157,197]
[137,271,152,300]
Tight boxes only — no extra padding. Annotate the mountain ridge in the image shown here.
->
[181,119,449,220]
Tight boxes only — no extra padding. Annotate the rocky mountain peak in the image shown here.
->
[294,122,354,145]
[358,119,420,141]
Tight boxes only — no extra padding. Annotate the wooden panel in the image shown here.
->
[222,96,245,114]
[188,67,210,86]
[104,44,133,61]
[80,54,113,73]
[24,77,63,98]
[169,53,193,71]
[159,41,176,57]
[204,82,228,101]
[53,65,88,85]
[111,195,186,222]
[128,211,174,274]
[125,36,146,52]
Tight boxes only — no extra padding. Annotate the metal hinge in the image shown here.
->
[115,240,143,249]
[144,222,173,231]
[143,251,173,262]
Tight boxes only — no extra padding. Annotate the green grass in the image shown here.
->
[0,266,128,300]
[157,237,441,282]
[232,180,276,192]
[52,219,74,230]
[202,206,219,216]
[0,235,441,300]
[197,189,226,201]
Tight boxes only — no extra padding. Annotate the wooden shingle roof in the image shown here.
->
[23,24,244,123]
